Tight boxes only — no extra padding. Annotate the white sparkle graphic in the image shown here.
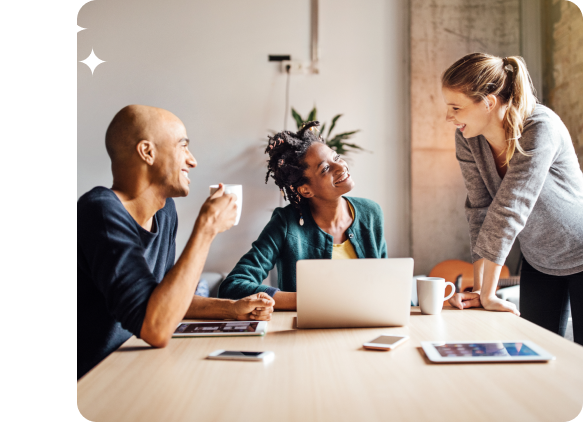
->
[47,7,86,50]
[2,36,68,104]
[80,49,105,75]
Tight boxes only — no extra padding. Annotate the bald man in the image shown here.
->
[77,105,274,379]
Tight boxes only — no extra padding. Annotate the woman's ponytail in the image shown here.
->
[501,56,537,166]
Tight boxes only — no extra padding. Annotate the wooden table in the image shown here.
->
[78,307,583,422]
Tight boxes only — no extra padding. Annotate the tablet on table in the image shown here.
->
[421,341,555,363]
[172,321,267,337]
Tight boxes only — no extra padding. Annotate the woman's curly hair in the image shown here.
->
[265,121,324,210]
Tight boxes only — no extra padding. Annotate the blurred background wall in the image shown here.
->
[77,0,411,279]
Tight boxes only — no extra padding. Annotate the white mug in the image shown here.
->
[416,277,455,315]
[209,184,243,226]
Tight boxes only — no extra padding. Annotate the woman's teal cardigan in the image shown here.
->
[218,196,388,299]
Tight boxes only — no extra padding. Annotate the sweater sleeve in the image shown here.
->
[474,117,559,265]
[375,202,388,258]
[455,130,493,263]
[78,197,158,338]
[218,209,287,299]
[379,237,388,259]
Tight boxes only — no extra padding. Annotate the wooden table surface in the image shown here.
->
[78,307,583,422]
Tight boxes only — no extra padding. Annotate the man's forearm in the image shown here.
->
[184,296,236,319]
[140,221,216,346]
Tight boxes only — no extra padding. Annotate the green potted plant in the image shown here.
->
[291,107,365,155]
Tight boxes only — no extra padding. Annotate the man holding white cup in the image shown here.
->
[78,105,274,379]
[210,185,243,225]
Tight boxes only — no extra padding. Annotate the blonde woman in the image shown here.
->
[441,53,583,344]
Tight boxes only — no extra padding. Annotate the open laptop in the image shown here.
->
[296,258,413,329]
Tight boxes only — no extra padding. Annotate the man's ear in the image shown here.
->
[136,140,156,165]
[298,185,313,199]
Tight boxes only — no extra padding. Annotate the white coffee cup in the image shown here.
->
[416,277,456,315]
[209,184,243,226]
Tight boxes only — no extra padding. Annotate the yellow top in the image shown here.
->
[331,201,357,260]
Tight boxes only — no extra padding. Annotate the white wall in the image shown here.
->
[77,0,410,275]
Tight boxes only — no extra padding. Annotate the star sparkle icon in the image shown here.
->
[80,49,105,75]
[2,36,68,104]
[47,7,87,51]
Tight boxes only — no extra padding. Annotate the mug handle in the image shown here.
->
[443,282,456,301]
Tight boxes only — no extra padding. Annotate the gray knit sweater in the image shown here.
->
[456,104,583,276]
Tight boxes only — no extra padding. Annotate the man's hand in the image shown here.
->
[481,295,520,316]
[196,183,237,236]
[232,292,275,321]
[448,291,481,310]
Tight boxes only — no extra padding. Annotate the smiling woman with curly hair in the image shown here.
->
[218,121,388,310]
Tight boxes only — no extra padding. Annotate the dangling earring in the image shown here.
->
[290,185,304,226]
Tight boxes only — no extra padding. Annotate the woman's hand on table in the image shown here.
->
[272,291,297,310]
[480,295,520,316]
[477,259,519,315]
[448,291,481,310]
[232,292,275,321]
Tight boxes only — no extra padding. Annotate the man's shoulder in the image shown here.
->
[77,187,132,229]
[78,186,120,209]
[78,186,126,216]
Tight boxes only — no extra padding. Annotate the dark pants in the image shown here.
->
[520,258,583,346]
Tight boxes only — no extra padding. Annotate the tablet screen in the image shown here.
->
[174,321,259,334]
[434,342,539,358]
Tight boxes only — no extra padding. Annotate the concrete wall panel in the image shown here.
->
[411,0,520,274]
[543,0,583,169]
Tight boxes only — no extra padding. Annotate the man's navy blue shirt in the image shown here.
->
[77,187,177,379]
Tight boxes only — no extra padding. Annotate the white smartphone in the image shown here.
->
[363,335,409,351]
[206,350,275,362]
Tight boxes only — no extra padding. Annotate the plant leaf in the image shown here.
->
[341,142,366,151]
[307,106,317,122]
[327,130,359,144]
[337,130,359,138]
[328,114,342,138]
[289,110,365,155]
[291,108,304,129]
[326,137,341,147]
[319,123,326,140]
[329,143,344,154]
